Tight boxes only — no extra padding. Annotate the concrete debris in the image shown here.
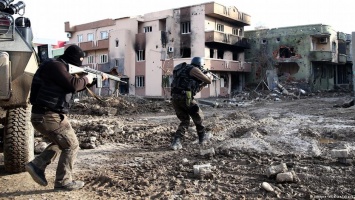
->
[261,182,274,192]
[266,163,288,178]
[193,163,212,177]
[276,172,294,183]
[331,149,349,158]
[200,147,215,157]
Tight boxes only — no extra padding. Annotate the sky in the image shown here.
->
[18,0,355,41]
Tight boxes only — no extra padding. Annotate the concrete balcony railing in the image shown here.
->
[338,54,346,64]
[309,51,333,62]
[204,2,251,26]
[205,31,250,48]
[78,39,109,51]
[205,58,251,72]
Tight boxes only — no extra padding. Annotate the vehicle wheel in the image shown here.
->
[3,106,34,173]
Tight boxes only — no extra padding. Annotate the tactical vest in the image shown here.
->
[171,62,202,96]
[30,59,73,114]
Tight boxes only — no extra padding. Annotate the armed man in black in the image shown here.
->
[170,57,213,150]
[25,45,106,190]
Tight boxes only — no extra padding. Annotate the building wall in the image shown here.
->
[65,2,251,98]
[245,24,352,91]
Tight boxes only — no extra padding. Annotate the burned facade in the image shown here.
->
[245,24,353,91]
[64,2,251,98]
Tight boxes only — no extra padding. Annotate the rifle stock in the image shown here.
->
[68,64,127,87]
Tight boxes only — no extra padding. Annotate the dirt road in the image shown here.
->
[1,94,355,199]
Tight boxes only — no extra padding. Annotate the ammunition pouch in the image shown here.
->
[185,91,192,107]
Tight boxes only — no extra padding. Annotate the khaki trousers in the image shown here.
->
[31,111,79,187]
[171,96,205,138]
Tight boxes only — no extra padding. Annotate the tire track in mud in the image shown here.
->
[74,97,355,199]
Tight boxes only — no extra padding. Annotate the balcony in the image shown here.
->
[204,2,251,26]
[205,59,251,72]
[337,32,347,41]
[309,51,332,62]
[78,39,109,51]
[205,31,250,49]
[338,54,346,64]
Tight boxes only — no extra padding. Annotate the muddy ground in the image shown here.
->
[1,92,355,200]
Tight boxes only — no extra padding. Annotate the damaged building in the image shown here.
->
[244,24,353,91]
[64,2,251,98]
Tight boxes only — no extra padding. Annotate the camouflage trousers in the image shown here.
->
[171,95,205,139]
[30,111,79,187]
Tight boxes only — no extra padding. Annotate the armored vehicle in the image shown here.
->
[0,0,39,173]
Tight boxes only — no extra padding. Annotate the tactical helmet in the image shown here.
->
[191,57,204,67]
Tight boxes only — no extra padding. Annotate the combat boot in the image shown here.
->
[198,131,207,145]
[25,162,48,186]
[171,137,182,150]
[54,180,85,191]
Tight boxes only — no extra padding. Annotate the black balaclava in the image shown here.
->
[60,44,84,66]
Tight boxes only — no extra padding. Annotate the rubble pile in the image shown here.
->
[69,95,175,116]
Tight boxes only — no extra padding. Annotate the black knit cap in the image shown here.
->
[61,45,84,66]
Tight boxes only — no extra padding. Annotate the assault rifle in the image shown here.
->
[68,64,127,87]
[200,67,220,80]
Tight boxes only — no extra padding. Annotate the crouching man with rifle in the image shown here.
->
[26,45,108,190]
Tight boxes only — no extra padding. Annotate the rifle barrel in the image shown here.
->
[83,67,127,83]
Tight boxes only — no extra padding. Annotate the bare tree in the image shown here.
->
[246,42,274,90]
[159,59,172,100]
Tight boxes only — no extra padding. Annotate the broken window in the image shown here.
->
[180,47,191,58]
[336,65,351,84]
[135,76,145,87]
[279,47,295,58]
[144,26,152,33]
[137,50,145,61]
[338,42,346,54]
[261,39,267,44]
[232,52,239,61]
[217,49,224,59]
[220,74,228,87]
[318,37,328,44]
[115,39,119,47]
[181,22,191,34]
[210,48,214,58]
